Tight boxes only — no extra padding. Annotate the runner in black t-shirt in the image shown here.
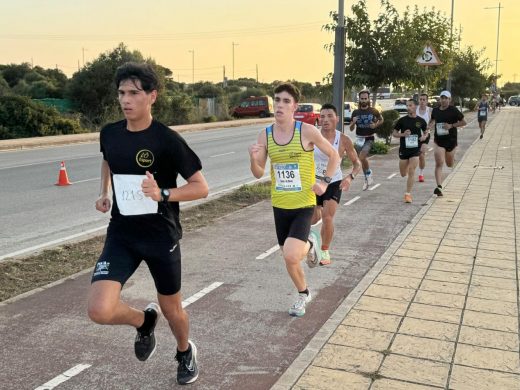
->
[428,90,466,197]
[393,99,428,203]
[349,90,383,190]
[474,93,490,139]
[87,62,208,385]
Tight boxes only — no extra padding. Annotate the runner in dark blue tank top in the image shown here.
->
[474,93,490,140]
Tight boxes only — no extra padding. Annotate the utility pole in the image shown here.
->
[513,73,518,83]
[188,49,194,84]
[256,64,259,83]
[232,42,239,80]
[446,0,455,91]
[332,0,346,132]
[485,2,503,90]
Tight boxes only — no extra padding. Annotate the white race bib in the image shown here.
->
[355,136,366,148]
[112,174,158,216]
[315,160,327,178]
[479,109,486,117]
[405,134,419,148]
[436,123,449,136]
[274,163,302,192]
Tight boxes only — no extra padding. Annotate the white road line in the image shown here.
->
[368,183,381,191]
[34,364,91,390]
[344,196,360,206]
[387,173,397,179]
[256,245,280,260]
[182,282,223,308]
[210,151,235,158]
[428,147,433,152]
[0,155,99,171]
[72,177,99,184]
[0,225,108,262]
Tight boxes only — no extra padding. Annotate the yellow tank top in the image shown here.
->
[266,121,316,209]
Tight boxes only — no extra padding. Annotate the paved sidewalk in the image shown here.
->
[275,109,520,389]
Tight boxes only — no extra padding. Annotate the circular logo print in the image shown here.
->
[136,149,154,168]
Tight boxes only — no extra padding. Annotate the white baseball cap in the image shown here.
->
[440,90,451,98]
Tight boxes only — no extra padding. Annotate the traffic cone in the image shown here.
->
[55,161,72,186]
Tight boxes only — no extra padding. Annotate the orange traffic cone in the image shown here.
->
[55,161,72,186]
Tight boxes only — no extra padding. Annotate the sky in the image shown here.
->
[0,0,518,87]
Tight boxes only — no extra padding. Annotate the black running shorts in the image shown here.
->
[316,180,342,206]
[91,229,182,295]
[434,136,457,153]
[272,206,315,246]
[399,149,421,160]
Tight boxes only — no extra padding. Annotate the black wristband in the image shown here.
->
[349,173,355,180]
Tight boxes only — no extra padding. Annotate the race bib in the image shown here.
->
[274,163,302,192]
[112,174,158,216]
[355,136,366,148]
[405,134,419,148]
[315,160,327,178]
[436,123,449,136]
[479,109,486,117]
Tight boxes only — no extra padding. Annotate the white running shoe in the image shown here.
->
[306,229,322,268]
[288,291,312,317]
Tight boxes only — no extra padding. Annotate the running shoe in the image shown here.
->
[135,302,160,361]
[434,186,443,197]
[306,230,322,268]
[480,134,483,139]
[319,250,331,266]
[366,172,374,186]
[176,340,199,385]
[418,174,424,182]
[404,194,413,203]
[288,291,312,317]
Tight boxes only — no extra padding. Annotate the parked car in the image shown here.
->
[343,101,358,123]
[231,95,274,118]
[508,95,520,106]
[293,103,321,126]
[393,98,408,113]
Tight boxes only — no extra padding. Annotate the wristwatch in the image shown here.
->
[323,176,332,184]
[160,188,170,202]
[349,173,355,180]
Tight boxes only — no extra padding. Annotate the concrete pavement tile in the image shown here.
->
[465,296,518,316]
[425,269,471,284]
[394,249,435,259]
[478,236,513,246]
[407,303,462,324]
[449,364,520,390]
[444,233,480,242]
[447,228,482,236]
[400,242,440,253]
[459,326,519,352]
[371,378,441,389]
[379,354,449,388]
[420,280,468,296]
[294,366,371,390]
[433,252,474,265]
[415,221,450,230]
[412,229,446,239]
[454,344,520,373]
[313,344,383,373]
[399,317,459,341]
[439,238,478,249]
[436,245,476,256]
[475,257,516,270]
[329,325,393,351]
[383,265,427,279]
[481,225,515,235]
[342,310,402,333]
[477,241,516,253]
[468,285,517,303]
[480,229,515,239]
[462,310,518,333]
[354,296,410,316]
[364,284,416,302]
[391,334,454,363]
[429,261,472,274]
[482,219,515,227]
[477,248,517,261]
[373,274,422,289]
[389,257,431,269]
[404,235,443,245]
[473,265,516,280]
[413,290,465,309]
[471,274,517,290]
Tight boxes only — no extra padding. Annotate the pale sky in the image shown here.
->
[0,0,518,86]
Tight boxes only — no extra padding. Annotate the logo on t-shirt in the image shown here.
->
[416,122,422,128]
[136,149,154,168]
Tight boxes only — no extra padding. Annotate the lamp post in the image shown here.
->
[232,42,239,80]
[446,0,454,91]
[188,50,194,84]
[332,0,345,132]
[485,2,503,90]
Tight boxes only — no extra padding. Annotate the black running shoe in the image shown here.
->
[434,186,443,197]
[134,302,160,361]
[176,340,199,385]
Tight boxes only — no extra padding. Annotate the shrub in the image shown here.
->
[203,115,218,123]
[370,140,390,154]
[377,109,400,145]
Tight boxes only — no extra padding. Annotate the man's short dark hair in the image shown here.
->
[407,99,416,105]
[358,89,370,98]
[115,62,160,92]
[274,83,301,103]
[420,93,428,98]
[320,103,337,115]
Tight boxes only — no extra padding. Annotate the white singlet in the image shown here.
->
[314,130,343,182]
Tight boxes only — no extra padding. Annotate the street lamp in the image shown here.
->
[446,0,455,91]
[332,0,345,132]
[232,42,239,80]
[485,2,503,91]
[188,50,194,84]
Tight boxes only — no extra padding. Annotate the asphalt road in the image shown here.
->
[0,111,486,389]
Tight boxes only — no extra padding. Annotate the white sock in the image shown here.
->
[419,169,424,175]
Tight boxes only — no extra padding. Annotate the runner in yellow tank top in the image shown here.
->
[248,83,340,317]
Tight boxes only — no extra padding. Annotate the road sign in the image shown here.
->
[417,44,442,66]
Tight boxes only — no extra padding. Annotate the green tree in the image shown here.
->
[0,63,32,87]
[0,75,10,96]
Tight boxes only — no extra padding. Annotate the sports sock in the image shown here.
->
[298,288,309,296]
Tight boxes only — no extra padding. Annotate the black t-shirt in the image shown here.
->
[431,106,464,140]
[100,119,202,241]
[351,107,382,137]
[394,115,427,154]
